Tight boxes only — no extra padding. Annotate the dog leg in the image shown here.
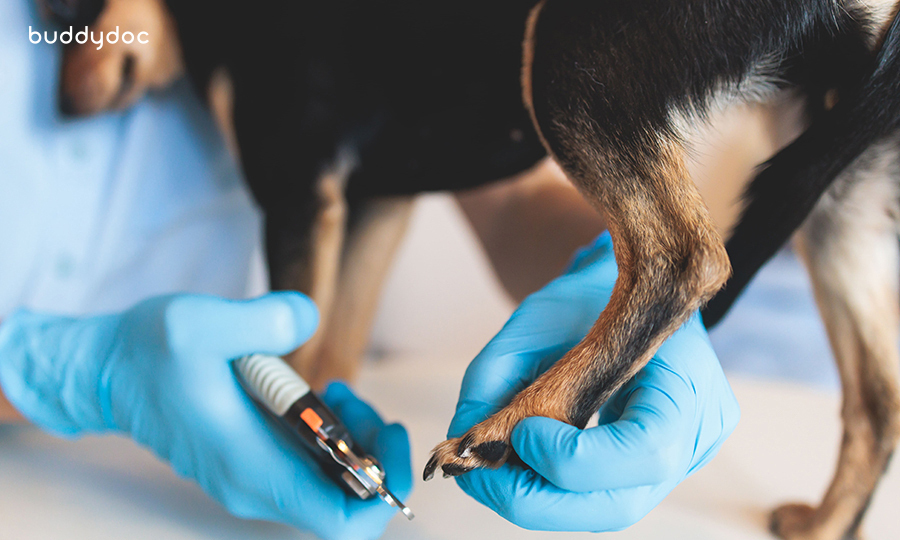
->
[275,156,352,386]
[425,147,728,476]
[426,0,733,478]
[304,196,414,389]
[203,64,349,385]
[772,139,900,540]
[227,45,352,386]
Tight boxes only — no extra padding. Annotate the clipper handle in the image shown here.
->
[234,355,377,499]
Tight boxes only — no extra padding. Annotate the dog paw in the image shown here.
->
[770,502,865,540]
[770,503,816,539]
[423,423,513,481]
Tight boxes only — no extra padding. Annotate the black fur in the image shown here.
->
[532,0,856,168]
[163,0,546,285]
[162,0,900,324]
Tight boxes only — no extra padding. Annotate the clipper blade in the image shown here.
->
[377,485,414,520]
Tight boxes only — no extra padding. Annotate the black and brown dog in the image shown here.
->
[47,1,900,539]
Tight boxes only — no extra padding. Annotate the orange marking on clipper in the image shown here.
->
[301,408,324,433]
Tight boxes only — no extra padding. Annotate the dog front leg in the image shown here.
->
[227,52,350,388]
[304,196,415,388]
[266,156,352,389]
[425,0,731,477]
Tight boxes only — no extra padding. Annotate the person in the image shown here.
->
[0,2,739,538]
[0,3,410,540]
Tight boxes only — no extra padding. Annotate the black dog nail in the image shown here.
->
[423,455,438,481]
[441,463,473,477]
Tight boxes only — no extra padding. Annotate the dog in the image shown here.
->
[47,1,900,539]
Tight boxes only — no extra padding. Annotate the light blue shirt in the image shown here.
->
[0,1,266,318]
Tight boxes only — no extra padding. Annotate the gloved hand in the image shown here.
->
[0,292,411,540]
[447,232,740,531]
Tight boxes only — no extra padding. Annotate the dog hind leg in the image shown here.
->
[774,137,900,540]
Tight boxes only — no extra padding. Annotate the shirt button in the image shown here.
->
[70,141,89,161]
[55,254,75,279]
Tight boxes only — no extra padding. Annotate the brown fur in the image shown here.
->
[519,0,544,129]
[427,1,731,477]
[426,140,731,475]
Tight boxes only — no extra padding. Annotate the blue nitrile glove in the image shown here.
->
[447,232,740,531]
[0,292,411,540]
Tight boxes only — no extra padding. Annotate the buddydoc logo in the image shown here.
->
[29,26,148,50]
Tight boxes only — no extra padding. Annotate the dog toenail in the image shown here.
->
[423,454,439,482]
[441,463,473,477]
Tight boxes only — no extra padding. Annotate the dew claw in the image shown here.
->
[457,433,475,457]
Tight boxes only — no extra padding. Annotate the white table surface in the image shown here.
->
[1,354,897,540]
